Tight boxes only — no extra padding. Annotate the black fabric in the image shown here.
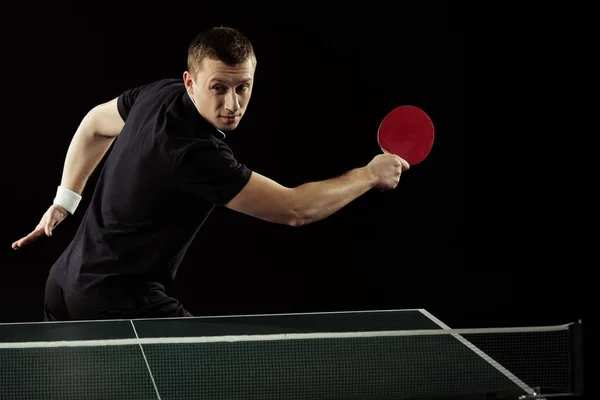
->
[48,78,252,310]
[43,275,193,321]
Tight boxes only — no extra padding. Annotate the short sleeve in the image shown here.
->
[174,140,252,205]
[117,81,160,121]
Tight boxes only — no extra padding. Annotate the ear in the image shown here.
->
[182,71,194,95]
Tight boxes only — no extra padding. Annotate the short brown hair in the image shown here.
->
[187,27,256,75]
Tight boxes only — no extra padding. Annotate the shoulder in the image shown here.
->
[117,78,184,120]
[174,133,251,182]
[173,137,252,205]
[175,135,237,169]
[120,78,182,98]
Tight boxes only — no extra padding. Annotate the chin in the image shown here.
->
[220,122,240,131]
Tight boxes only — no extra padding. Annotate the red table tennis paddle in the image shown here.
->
[377,105,434,165]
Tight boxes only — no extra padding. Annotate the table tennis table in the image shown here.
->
[0,308,583,400]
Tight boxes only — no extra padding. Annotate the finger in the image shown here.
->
[13,229,44,249]
[398,157,410,171]
[44,221,53,237]
[45,210,65,237]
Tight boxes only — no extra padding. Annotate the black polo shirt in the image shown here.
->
[49,78,252,302]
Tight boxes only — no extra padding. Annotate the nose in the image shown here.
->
[224,89,240,113]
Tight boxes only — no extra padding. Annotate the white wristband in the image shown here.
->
[53,186,82,215]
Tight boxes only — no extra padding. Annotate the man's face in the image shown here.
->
[183,57,255,131]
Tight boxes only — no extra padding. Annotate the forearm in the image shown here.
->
[291,167,376,225]
[60,112,116,195]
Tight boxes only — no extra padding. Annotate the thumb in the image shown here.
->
[44,220,54,237]
[399,157,410,171]
[46,206,69,237]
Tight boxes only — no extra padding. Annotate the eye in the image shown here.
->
[212,84,226,93]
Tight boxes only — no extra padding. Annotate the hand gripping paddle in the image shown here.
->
[377,105,435,165]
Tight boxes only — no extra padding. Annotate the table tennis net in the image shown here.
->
[0,322,581,400]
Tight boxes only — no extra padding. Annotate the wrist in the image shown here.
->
[53,186,82,215]
[358,166,378,188]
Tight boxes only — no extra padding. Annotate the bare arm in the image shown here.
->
[60,97,125,195]
[226,154,408,226]
[12,97,125,249]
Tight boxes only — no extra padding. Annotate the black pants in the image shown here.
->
[43,275,192,321]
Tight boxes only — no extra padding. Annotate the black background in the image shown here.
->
[0,4,585,337]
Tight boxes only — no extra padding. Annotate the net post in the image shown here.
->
[569,319,584,396]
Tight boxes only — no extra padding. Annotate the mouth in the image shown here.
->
[220,115,239,123]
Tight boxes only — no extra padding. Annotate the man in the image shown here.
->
[11,27,409,321]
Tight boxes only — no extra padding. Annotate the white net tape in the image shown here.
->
[0,322,578,400]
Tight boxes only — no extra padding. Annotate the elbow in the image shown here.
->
[285,206,314,227]
[282,188,317,227]
[286,215,308,227]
